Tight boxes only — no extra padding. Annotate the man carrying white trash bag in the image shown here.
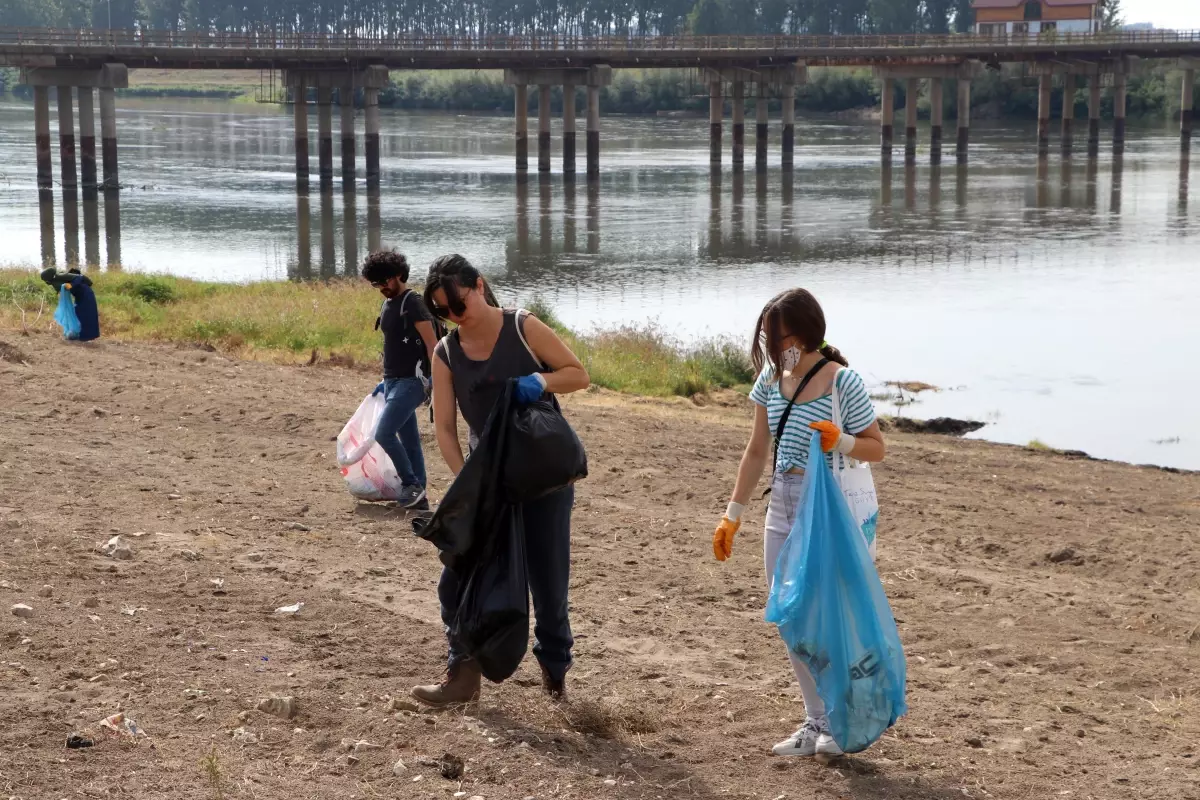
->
[337,250,439,510]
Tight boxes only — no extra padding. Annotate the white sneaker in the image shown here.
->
[815,730,843,758]
[772,718,822,756]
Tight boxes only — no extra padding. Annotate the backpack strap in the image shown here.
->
[771,357,830,476]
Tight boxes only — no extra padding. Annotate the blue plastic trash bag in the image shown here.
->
[765,430,907,754]
[54,284,82,340]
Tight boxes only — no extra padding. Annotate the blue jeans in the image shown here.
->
[376,377,427,489]
[438,486,575,681]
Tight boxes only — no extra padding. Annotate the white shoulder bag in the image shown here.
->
[831,368,880,561]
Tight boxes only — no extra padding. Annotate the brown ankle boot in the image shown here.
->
[411,661,482,707]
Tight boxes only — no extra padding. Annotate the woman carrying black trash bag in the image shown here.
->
[712,288,886,758]
[412,253,590,707]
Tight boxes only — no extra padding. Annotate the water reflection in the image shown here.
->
[83,191,101,269]
[1111,155,1124,216]
[1179,157,1190,219]
[63,192,80,267]
[38,191,55,267]
[104,189,121,270]
[367,186,382,253]
[294,190,312,281]
[319,189,336,278]
[343,189,359,278]
[586,180,599,255]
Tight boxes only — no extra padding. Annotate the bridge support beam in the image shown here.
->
[1061,74,1076,156]
[34,86,52,190]
[732,81,745,170]
[365,87,380,187]
[100,88,118,189]
[587,84,600,179]
[1182,64,1195,151]
[1087,79,1101,157]
[57,86,77,192]
[957,79,971,164]
[1037,74,1052,157]
[514,84,529,173]
[782,87,795,170]
[78,87,97,190]
[563,82,576,174]
[538,84,552,173]
[904,78,918,165]
[340,87,355,186]
[881,77,894,160]
[505,67,610,177]
[930,78,944,164]
[293,79,309,191]
[1113,72,1128,155]
[317,87,333,189]
[755,85,768,171]
[709,80,722,167]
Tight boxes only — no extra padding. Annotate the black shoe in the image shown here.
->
[540,664,567,702]
[410,496,431,513]
[396,484,427,509]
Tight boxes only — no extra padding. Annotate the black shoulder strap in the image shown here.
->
[772,357,830,474]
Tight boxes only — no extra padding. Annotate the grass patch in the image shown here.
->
[1,268,753,397]
[1027,439,1053,451]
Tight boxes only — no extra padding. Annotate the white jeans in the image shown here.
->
[764,471,826,720]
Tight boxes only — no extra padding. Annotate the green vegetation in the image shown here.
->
[1,268,753,397]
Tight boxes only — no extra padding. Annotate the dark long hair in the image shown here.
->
[750,289,849,379]
[422,254,500,318]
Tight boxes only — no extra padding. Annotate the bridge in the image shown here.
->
[2,27,1197,194]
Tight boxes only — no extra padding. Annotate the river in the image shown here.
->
[0,97,1196,469]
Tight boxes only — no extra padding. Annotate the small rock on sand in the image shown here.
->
[83,597,100,608]
[392,758,406,776]
[11,603,34,618]
[38,585,53,598]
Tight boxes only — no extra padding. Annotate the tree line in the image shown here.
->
[1,0,983,36]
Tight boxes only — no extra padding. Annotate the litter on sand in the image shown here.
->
[274,602,304,615]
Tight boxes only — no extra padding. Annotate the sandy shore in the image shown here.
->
[2,333,1199,800]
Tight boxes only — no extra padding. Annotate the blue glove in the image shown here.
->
[371,381,386,397]
[513,374,547,406]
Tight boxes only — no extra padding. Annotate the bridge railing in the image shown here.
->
[1,27,1198,51]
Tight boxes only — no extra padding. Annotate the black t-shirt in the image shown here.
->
[379,290,434,381]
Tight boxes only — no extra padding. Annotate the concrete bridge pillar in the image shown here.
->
[957,79,971,164]
[99,88,118,189]
[1113,72,1128,154]
[514,85,529,173]
[365,87,381,187]
[709,80,723,167]
[1087,79,1101,158]
[317,87,334,188]
[293,78,309,191]
[1182,67,1195,150]
[34,86,52,189]
[904,78,918,165]
[538,84,552,173]
[57,86,77,192]
[78,88,97,190]
[755,85,768,171]
[340,87,356,185]
[587,84,601,179]
[563,82,576,174]
[732,81,745,170]
[930,78,944,164]
[1061,74,1076,157]
[881,77,895,160]
[1037,74,1052,157]
[781,84,796,170]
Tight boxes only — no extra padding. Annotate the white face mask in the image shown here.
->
[781,346,802,374]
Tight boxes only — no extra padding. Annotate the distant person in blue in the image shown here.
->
[712,288,887,758]
[40,267,100,342]
[361,250,438,511]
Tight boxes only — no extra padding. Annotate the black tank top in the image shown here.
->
[436,309,547,439]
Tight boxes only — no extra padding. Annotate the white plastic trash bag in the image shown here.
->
[337,393,402,502]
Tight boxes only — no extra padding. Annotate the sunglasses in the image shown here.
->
[430,287,472,319]
[371,280,390,289]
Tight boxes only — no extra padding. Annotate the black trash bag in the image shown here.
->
[503,398,588,503]
[413,378,514,568]
[453,504,530,683]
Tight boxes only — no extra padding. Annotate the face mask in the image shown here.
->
[781,346,802,374]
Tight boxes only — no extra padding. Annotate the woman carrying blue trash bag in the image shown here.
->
[712,287,890,758]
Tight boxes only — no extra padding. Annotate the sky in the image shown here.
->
[1132,0,1200,30]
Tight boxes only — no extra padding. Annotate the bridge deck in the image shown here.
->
[2,29,1199,71]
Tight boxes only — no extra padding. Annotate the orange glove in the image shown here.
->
[809,420,856,455]
[713,517,741,561]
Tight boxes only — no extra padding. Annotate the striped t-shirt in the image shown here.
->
[750,367,877,473]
